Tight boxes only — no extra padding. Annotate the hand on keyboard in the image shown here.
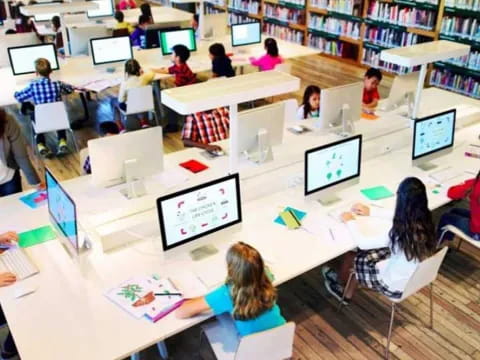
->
[0,272,16,287]
[1,248,39,280]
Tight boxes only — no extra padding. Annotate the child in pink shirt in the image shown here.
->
[249,38,283,71]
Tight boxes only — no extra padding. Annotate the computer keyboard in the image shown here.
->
[429,167,464,184]
[1,248,39,280]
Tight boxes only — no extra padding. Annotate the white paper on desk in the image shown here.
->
[170,271,208,298]
[151,168,189,190]
[81,78,121,93]
[302,216,352,245]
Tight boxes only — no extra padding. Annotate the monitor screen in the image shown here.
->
[87,0,114,18]
[46,169,78,252]
[157,174,242,251]
[159,28,196,56]
[8,43,59,75]
[412,109,456,160]
[34,12,58,22]
[231,22,261,47]
[90,36,132,65]
[305,135,362,195]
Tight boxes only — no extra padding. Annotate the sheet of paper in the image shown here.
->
[19,190,47,209]
[170,271,208,298]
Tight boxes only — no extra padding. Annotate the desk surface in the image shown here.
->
[0,88,479,360]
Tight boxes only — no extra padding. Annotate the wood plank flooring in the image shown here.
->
[8,54,479,360]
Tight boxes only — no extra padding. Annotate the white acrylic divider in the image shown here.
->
[161,71,301,173]
[380,40,470,119]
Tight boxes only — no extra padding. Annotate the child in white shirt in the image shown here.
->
[296,85,320,120]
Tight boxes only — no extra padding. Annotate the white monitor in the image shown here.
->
[68,25,111,56]
[237,99,296,163]
[157,173,242,260]
[316,82,362,135]
[45,168,79,255]
[8,43,59,75]
[87,0,114,19]
[231,22,261,47]
[305,134,362,205]
[383,71,420,111]
[412,109,456,171]
[34,12,58,22]
[88,127,164,188]
[159,28,197,56]
[202,12,228,39]
[90,35,132,65]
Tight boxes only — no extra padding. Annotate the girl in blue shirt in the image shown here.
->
[176,242,286,336]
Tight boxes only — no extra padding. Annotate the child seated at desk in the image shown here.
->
[140,3,154,24]
[438,169,480,242]
[181,107,229,153]
[249,38,283,71]
[116,59,155,131]
[130,14,149,47]
[176,242,286,336]
[209,43,235,78]
[297,85,320,120]
[0,231,20,359]
[192,14,199,39]
[363,67,382,111]
[114,11,134,34]
[82,121,120,174]
[14,58,76,158]
[51,15,64,55]
[322,177,436,303]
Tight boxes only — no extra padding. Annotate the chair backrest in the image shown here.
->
[400,247,448,301]
[442,225,478,246]
[34,102,70,133]
[79,148,89,175]
[274,63,292,74]
[235,322,295,360]
[125,85,154,114]
[113,28,129,37]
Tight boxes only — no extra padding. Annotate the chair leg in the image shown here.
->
[456,238,462,251]
[152,110,159,127]
[338,270,355,313]
[385,303,396,360]
[68,129,79,153]
[156,341,168,359]
[430,283,434,329]
[130,353,140,360]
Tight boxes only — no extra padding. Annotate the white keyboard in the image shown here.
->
[1,248,39,280]
[429,167,464,183]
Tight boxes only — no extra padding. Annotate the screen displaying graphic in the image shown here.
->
[46,170,78,251]
[305,135,361,194]
[413,110,455,159]
[87,0,114,18]
[90,36,132,65]
[8,44,59,75]
[231,22,261,46]
[159,28,196,55]
[157,174,242,250]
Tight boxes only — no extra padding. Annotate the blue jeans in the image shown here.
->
[0,169,22,197]
[438,208,480,241]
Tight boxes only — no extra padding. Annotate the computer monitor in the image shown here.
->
[87,0,114,19]
[316,82,362,136]
[382,71,420,112]
[412,109,456,171]
[157,173,242,260]
[45,168,79,255]
[237,99,296,163]
[68,25,110,56]
[34,12,58,22]
[159,28,196,56]
[0,32,41,68]
[145,25,180,49]
[90,35,132,65]
[88,127,164,191]
[231,22,261,47]
[305,134,362,205]
[8,43,59,75]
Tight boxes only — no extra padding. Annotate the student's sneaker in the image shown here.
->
[324,277,349,305]
[140,120,150,128]
[321,266,339,284]
[56,139,69,156]
[37,143,53,158]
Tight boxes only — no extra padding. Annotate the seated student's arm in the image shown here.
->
[363,89,380,109]
[60,81,75,95]
[181,114,222,152]
[176,297,210,319]
[447,178,475,200]
[14,84,33,103]
[342,212,391,250]
[249,55,263,67]
[176,284,231,319]
[140,71,155,85]
[151,67,170,74]
[351,203,393,220]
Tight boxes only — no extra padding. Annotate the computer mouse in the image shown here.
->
[292,125,304,133]
[208,149,224,157]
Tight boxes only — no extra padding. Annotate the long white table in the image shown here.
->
[0,86,479,359]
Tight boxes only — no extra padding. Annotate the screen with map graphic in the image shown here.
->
[305,135,362,195]
[157,174,242,251]
[413,109,456,160]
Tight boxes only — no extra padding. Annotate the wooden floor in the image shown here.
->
[9,54,480,360]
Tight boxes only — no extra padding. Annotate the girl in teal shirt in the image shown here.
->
[175,242,286,336]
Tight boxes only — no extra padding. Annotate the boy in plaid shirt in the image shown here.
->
[14,58,75,158]
[181,107,229,153]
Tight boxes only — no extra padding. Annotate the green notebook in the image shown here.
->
[18,225,57,248]
[360,186,394,201]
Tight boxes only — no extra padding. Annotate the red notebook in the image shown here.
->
[179,159,209,173]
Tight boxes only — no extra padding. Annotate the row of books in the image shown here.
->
[415,0,439,5]
[229,13,257,24]
[364,25,425,48]
[309,15,360,39]
[367,2,437,30]
[440,16,480,41]
[206,0,226,6]
[430,67,480,98]
[206,4,224,14]
[228,0,261,14]
[264,23,305,43]
[282,0,306,6]
[444,50,480,71]
[309,0,363,16]
[264,4,305,23]
[362,48,419,75]
[444,0,480,11]
[307,34,344,55]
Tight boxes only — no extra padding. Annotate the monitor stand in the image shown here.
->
[316,193,341,206]
[119,159,147,199]
[244,128,273,164]
[416,162,438,171]
[333,104,355,137]
[190,244,219,261]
